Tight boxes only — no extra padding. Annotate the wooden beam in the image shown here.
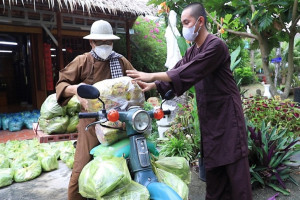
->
[56,11,64,70]
[50,29,89,37]
[125,20,131,62]
[0,24,42,33]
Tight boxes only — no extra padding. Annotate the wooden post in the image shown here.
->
[56,11,64,70]
[125,20,131,62]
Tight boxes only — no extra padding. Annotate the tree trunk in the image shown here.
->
[250,50,255,72]
[257,35,277,96]
[282,0,298,99]
[282,34,295,99]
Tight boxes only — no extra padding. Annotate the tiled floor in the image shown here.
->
[0,129,36,143]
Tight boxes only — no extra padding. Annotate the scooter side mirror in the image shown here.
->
[160,90,175,110]
[77,85,100,99]
[164,90,175,100]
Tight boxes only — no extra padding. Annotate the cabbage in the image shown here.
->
[0,168,14,188]
[0,154,9,168]
[39,115,69,134]
[155,168,189,200]
[154,157,191,184]
[67,96,80,116]
[39,153,58,172]
[101,181,150,200]
[13,160,42,182]
[40,94,66,119]
[95,122,126,146]
[79,156,131,199]
[67,115,79,133]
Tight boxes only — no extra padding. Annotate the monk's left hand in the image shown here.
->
[126,70,153,82]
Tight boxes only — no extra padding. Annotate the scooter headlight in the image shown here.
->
[132,110,150,132]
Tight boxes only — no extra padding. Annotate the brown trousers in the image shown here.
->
[68,118,100,200]
[205,157,252,200]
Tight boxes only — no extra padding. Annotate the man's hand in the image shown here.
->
[126,70,153,82]
[137,81,156,92]
[126,70,172,82]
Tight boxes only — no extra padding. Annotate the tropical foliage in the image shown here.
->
[159,88,200,162]
[248,122,299,195]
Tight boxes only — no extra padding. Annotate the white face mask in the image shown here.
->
[182,18,201,42]
[94,45,113,60]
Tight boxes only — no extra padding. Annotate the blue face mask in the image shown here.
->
[182,18,201,42]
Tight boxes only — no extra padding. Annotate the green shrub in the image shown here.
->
[130,16,167,73]
[234,67,255,85]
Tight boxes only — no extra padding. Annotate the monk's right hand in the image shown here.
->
[126,70,153,82]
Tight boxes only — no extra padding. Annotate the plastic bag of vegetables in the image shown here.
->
[67,96,80,116]
[101,180,150,200]
[8,117,24,132]
[40,94,66,119]
[13,159,42,182]
[88,76,145,111]
[95,121,126,146]
[38,153,58,172]
[0,154,9,168]
[59,141,75,169]
[67,115,79,133]
[78,156,131,199]
[154,168,189,200]
[39,115,69,134]
[0,168,14,188]
[154,157,191,184]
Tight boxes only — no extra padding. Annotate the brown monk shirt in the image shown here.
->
[156,34,248,168]
[56,52,135,106]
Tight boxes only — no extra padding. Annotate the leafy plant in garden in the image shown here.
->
[234,67,255,85]
[131,16,167,73]
[243,96,300,135]
[160,88,200,162]
[247,121,299,195]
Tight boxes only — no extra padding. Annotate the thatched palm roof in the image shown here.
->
[3,0,156,16]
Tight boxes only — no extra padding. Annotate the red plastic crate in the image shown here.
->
[33,123,78,143]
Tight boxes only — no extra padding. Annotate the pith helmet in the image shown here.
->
[83,20,120,40]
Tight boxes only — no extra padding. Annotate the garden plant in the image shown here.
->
[247,121,299,195]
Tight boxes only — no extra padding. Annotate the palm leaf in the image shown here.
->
[259,13,273,32]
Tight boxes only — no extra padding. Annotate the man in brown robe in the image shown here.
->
[56,20,135,200]
[127,3,252,200]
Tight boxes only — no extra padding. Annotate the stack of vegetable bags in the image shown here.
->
[78,155,150,200]
[39,94,80,134]
[0,139,75,188]
[152,156,191,200]
[80,138,191,200]
[0,110,40,132]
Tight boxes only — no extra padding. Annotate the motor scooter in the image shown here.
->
[77,84,182,200]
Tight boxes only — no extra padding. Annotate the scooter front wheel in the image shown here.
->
[147,182,182,200]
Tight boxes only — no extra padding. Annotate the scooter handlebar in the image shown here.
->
[78,112,100,119]
[163,110,171,115]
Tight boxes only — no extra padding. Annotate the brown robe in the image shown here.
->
[155,34,248,168]
[55,52,135,200]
